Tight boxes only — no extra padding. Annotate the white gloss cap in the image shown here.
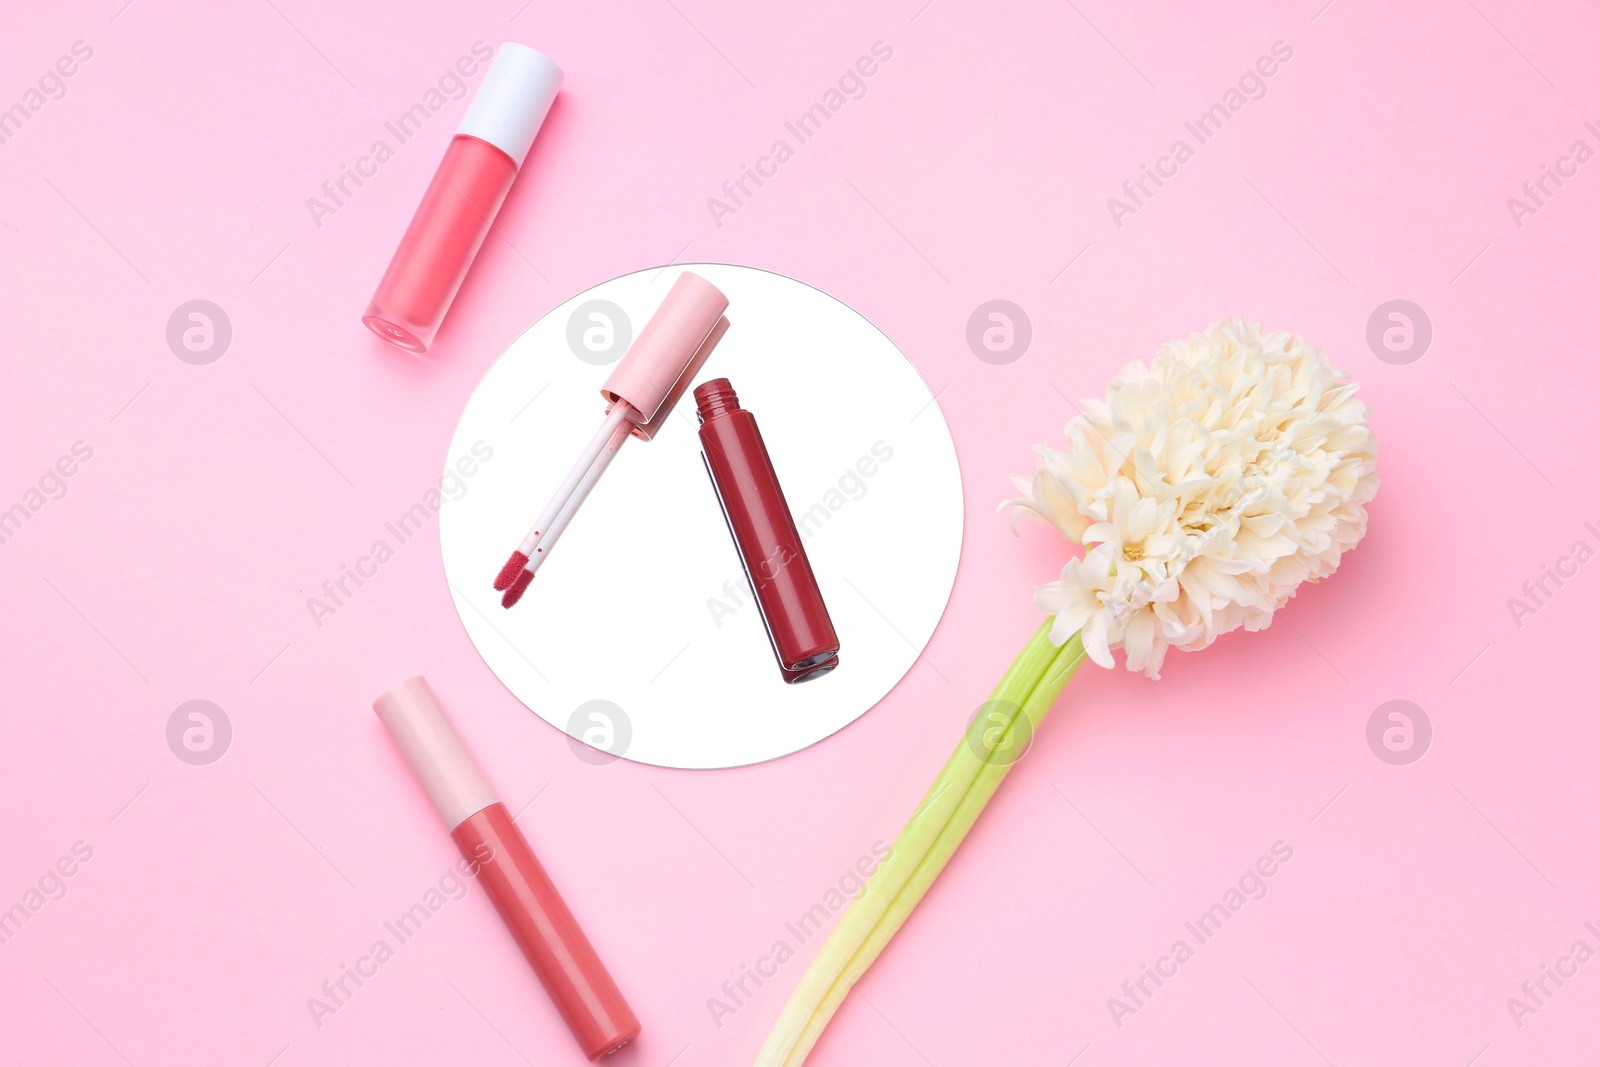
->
[457,43,563,167]
[373,676,499,831]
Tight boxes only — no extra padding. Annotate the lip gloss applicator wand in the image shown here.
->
[494,272,730,607]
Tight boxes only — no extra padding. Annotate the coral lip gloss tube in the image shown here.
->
[364,44,562,353]
[695,378,840,683]
[373,676,639,1060]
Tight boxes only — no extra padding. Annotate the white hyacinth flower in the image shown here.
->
[1006,318,1379,679]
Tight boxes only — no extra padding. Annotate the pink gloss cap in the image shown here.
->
[373,676,498,830]
[625,314,728,440]
[602,272,729,439]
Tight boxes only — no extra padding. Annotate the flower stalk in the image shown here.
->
[753,320,1375,1062]
[753,622,1086,1066]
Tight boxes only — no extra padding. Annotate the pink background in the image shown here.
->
[3,1,1598,1064]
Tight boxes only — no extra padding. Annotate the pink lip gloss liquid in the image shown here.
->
[364,44,562,353]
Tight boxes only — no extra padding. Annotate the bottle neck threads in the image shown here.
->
[693,378,742,422]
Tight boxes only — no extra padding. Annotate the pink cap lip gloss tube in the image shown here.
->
[364,44,562,353]
[373,676,639,1060]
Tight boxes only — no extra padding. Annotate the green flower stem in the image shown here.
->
[754,622,1088,1066]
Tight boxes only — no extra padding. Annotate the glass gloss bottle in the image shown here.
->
[695,378,840,683]
[363,44,562,353]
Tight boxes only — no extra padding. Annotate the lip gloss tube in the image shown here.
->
[364,44,562,353]
[695,379,840,683]
[373,676,639,1060]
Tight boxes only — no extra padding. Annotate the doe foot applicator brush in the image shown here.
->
[495,271,730,606]
[373,676,639,1060]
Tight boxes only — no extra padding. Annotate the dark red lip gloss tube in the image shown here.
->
[373,676,639,1060]
[694,378,839,683]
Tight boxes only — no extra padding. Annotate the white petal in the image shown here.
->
[1123,611,1156,673]
[1080,612,1115,669]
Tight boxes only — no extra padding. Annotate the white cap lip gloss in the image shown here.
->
[373,677,640,1059]
[363,43,563,354]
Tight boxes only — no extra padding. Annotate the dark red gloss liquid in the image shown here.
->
[695,379,839,682]
[450,802,639,1060]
